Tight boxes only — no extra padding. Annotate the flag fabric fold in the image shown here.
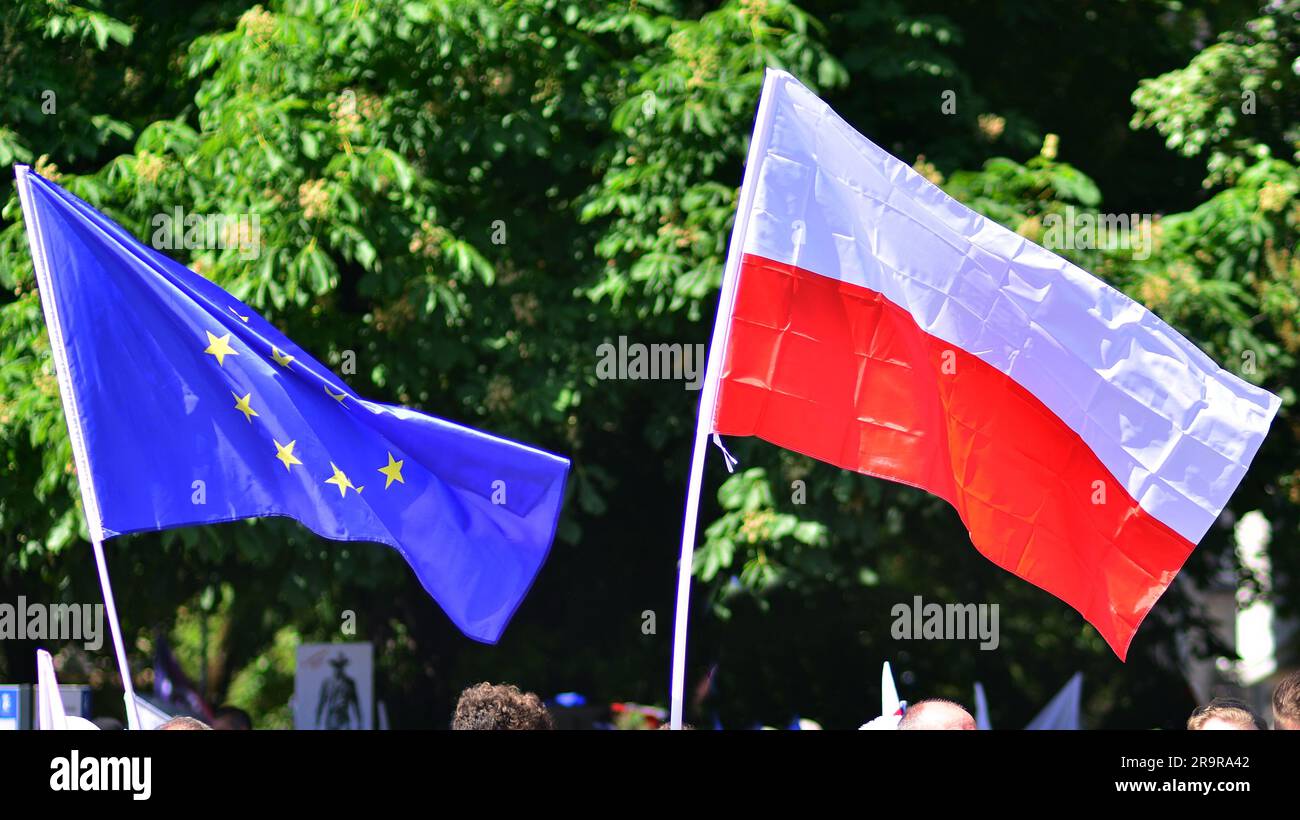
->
[1025,673,1083,730]
[709,70,1280,659]
[17,167,569,644]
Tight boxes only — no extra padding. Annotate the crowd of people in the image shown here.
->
[141,669,1300,730]
[1186,670,1300,731]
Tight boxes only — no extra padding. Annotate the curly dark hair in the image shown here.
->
[452,682,554,730]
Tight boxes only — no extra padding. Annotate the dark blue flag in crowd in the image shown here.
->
[153,634,214,721]
[15,166,570,643]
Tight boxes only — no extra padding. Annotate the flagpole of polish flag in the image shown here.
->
[16,166,143,731]
[668,70,783,730]
[670,69,1279,727]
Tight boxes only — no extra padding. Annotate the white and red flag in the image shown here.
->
[669,70,1279,724]
[857,661,905,729]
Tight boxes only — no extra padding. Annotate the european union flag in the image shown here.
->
[15,166,569,643]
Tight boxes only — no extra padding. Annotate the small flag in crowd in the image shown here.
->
[16,167,570,643]
[881,661,904,718]
[1025,673,1084,730]
[36,649,68,731]
[36,649,99,730]
[707,71,1280,659]
[974,682,992,730]
[859,661,905,729]
[153,634,213,721]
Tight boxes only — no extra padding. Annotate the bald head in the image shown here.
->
[898,699,977,730]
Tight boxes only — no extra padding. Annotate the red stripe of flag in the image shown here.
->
[713,253,1195,658]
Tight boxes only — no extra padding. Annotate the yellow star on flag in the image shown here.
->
[325,385,348,403]
[204,331,239,366]
[274,439,302,471]
[270,347,295,368]
[232,391,259,423]
[324,462,358,497]
[378,452,405,489]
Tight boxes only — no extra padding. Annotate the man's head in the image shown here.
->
[452,682,554,730]
[1271,671,1300,730]
[897,699,977,730]
[157,716,211,731]
[1187,698,1266,731]
[211,705,253,731]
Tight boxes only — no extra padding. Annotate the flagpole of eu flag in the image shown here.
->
[15,166,570,646]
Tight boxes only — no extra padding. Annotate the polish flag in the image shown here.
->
[704,70,1280,659]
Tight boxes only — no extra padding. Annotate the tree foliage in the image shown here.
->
[0,0,1295,728]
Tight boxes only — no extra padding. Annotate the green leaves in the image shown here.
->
[582,0,845,319]
[42,3,133,49]
[0,0,1296,727]
[697,467,827,590]
[1132,1,1300,185]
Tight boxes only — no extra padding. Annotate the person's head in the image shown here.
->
[157,716,212,731]
[210,705,253,731]
[897,699,977,730]
[1187,698,1266,731]
[330,654,349,678]
[452,682,554,730]
[1271,671,1300,730]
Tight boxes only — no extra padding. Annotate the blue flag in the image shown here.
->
[15,166,569,643]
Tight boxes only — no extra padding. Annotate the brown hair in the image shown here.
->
[452,682,554,730]
[1272,671,1300,729]
[1187,698,1266,730]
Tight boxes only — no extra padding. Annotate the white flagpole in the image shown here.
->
[15,166,144,731]
[668,69,782,729]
